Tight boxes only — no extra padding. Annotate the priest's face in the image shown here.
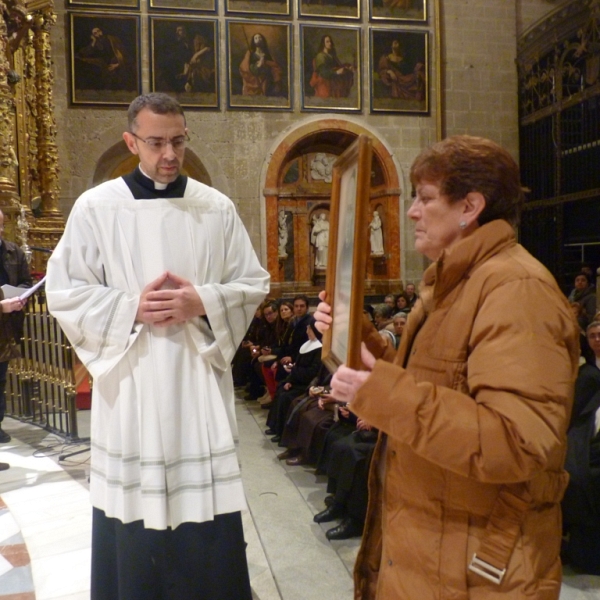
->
[123,107,187,184]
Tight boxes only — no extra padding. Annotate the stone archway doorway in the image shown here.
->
[264,120,402,299]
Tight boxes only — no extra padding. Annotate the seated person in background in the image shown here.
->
[278,367,334,465]
[392,312,407,347]
[372,303,394,333]
[232,305,263,387]
[313,411,378,541]
[562,320,600,575]
[266,319,323,443]
[568,271,597,329]
[383,294,396,310]
[271,295,311,382]
[245,300,278,400]
[404,282,418,309]
[395,292,411,314]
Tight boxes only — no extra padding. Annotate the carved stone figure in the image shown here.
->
[310,153,335,183]
[311,212,329,269]
[278,209,288,258]
[369,210,384,255]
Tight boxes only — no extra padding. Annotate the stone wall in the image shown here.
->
[50,0,524,288]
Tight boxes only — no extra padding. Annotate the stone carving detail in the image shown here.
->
[310,153,335,183]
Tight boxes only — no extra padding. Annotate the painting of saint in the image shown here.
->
[151,18,218,108]
[301,25,360,112]
[70,13,140,105]
[370,0,426,22]
[227,21,292,110]
[226,0,290,16]
[370,29,428,114]
[299,0,359,20]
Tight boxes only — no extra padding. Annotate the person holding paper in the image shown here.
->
[0,209,31,445]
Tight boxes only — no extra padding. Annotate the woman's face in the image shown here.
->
[279,304,292,320]
[407,181,467,261]
[574,275,589,291]
[396,296,407,309]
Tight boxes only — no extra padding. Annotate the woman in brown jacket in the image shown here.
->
[316,136,580,599]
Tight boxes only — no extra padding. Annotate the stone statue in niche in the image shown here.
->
[369,210,384,255]
[310,153,335,183]
[278,209,288,258]
[311,212,329,269]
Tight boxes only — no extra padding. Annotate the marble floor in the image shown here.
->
[0,393,599,600]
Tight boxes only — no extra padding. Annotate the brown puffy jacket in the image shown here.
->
[351,220,580,600]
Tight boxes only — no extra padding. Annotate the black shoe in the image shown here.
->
[313,503,345,524]
[324,495,335,507]
[265,428,276,435]
[325,517,364,540]
[0,462,9,471]
[0,427,11,444]
[270,435,281,443]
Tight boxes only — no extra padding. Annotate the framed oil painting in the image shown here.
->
[67,0,139,7]
[227,20,292,110]
[70,13,141,106]
[370,28,428,114]
[298,0,360,20]
[226,0,291,17]
[369,0,426,22]
[322,135,372,372]
[149,0,217,11]
[150,17,218,109]
[300,24,361,112]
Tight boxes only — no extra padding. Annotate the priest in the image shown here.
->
[46,93,269,600]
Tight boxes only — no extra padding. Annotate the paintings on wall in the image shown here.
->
[227,20,292,110]
[68,3,431,113]
[149,0,217,11]
[300,24,361,112]
[369,0,426,22]
[70,13,141,106]
[150,17,219,108]
[369,28,428,114]
[226,0,291,17]
[298,0,360,21]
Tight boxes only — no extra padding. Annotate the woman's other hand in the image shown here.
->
[1,297,24,313]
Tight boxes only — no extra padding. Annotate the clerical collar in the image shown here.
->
[122,166,188,200]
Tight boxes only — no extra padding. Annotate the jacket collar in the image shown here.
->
[420,220,516,311]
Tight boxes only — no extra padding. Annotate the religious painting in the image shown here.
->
[68,0,139,7]
[322,135,372,372]
[301,24,361,112]
[226,0,291,17]
[227,20,292,110]
[150,17,219,109]
[298,0,360,20]
[149,0,217,11]
[70,13,141,106]
[369,0,426,22]
[370,28,428,114]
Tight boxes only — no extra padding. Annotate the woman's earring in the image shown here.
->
[459,221,467,230]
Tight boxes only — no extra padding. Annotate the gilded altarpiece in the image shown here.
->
[0,0,63,273]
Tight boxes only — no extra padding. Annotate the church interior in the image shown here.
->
[1,0,600,598]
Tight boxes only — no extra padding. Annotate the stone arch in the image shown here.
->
[262,118,401,298]
[92,140,212,186]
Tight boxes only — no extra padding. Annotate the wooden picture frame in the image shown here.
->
[322,135,373,372]
[300,24,361,112]
[227,20,292,110]
[369,0,426,22]
[370,28,428,114]
[70,13,141,106]
[68,0,139,7]
[226,0,291,17]
[149,0,217,12]
[150,17,219,109]
[298,0,360,20]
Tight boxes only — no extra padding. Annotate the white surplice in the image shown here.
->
[46,176,269,530]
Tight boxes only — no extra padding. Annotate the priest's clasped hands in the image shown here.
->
[136,271,205,326]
